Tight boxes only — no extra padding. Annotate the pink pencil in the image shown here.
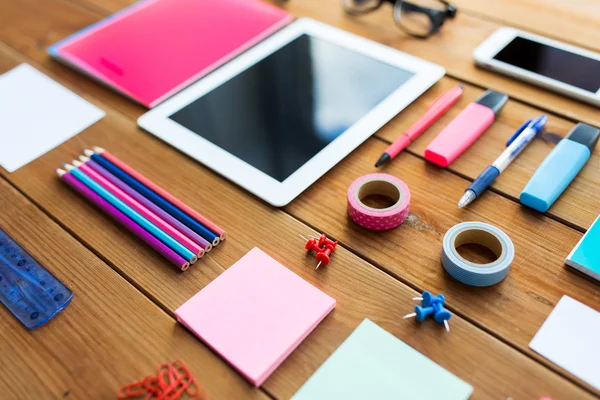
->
[73,160,204,258]
[91,147,226,241]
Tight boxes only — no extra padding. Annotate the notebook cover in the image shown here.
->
[292,319,473,400]
[175,247,336,387]
[565,215,600,281]
[49,0,292,107]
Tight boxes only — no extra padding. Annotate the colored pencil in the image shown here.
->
[74,160,205,258]
[57,169,190,271]
[81,156,213,252]
[66,164,198,264]
[92,147,226,241]
[85,150,220,246]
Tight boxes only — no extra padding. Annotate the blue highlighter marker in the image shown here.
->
[520,123,599,212]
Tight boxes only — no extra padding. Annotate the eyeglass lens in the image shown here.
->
[393,0,448,37]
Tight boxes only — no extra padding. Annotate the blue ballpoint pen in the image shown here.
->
[458,115,548,208]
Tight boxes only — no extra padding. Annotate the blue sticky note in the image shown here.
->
[566,215,600,281]
[292,319,473,400]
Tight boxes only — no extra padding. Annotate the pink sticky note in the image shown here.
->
[49,0,292,107]
[176,247,336,386]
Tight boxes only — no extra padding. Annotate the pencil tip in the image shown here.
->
[79,155,91,162]
[63,163,75,171]
[83,149,94,157]
[93,146,105,153]
[73,160,82,167]
[56,168,66,177]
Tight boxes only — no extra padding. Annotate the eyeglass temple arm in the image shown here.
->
[401,0,457,18]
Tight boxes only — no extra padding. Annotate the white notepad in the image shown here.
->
[529,296,600,390]
[0,64,105,172]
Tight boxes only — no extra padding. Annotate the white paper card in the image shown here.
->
[0,64,105,172]
[529,295,600,390]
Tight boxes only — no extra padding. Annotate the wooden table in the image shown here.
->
[0,0,599,398]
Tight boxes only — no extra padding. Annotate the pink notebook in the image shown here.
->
[49,0,292,107]
[175,247,336,387]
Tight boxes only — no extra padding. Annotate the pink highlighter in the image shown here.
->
[424,90,508,167]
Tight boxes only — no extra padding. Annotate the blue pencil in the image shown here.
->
[87,152,219,245]
[67,166,197,264]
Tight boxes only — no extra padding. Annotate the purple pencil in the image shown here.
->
[80,155,212,253]
[57,169,190,271]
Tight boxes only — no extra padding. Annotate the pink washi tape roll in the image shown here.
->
[347,173,410,231]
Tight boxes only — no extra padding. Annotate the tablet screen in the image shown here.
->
[170,34,413,182]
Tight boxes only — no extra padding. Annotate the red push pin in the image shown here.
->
[315,240,337,270]
[304,236,321,253]
[300,234,338,269]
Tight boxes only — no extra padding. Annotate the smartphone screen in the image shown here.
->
[493,36,600,93]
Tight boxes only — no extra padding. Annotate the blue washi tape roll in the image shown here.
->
[442,222,514,287]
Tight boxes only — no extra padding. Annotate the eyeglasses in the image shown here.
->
[342,0,457,39]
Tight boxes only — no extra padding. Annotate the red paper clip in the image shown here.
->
[117,380,147,399]
[117,360,206,400]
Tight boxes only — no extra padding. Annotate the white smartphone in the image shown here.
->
[473,27,600,107]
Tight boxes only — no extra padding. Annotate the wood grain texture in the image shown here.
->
[0,46,595,399]
[2,0,600,398]
[0,175,268,400]
[454,0,600,52]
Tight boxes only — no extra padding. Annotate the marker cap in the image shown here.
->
[566,122,600,151]
[475,90,508,115]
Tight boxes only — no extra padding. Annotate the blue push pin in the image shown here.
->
[403,291,452,332]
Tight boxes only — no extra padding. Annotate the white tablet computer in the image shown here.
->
[138,18,444,206]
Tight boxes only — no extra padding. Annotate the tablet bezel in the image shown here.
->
[138,18,445,206]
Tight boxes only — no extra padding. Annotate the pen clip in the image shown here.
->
[506,120,532,147]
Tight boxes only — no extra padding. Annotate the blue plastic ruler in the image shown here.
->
[0,227,73,329]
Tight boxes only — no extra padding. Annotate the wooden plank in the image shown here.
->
[453,0,600,53]
[0,48,595,399]
[3,0,600,131]
[0,176,268,399]
[375,77,599,231]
